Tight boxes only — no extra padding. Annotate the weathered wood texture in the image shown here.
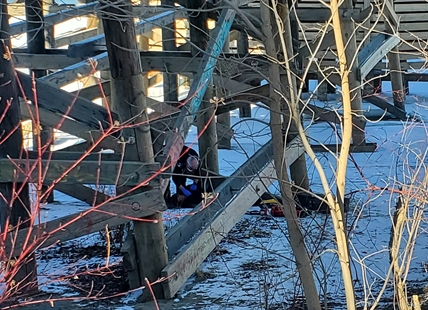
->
[161,0,179,106]
[101,0,167,298]
[10,2,98,36]
[19,99,121,153]
[0,159,160,185]
[162,137,304,299]
[5,188,166,258]
[68,9,187,57]
[310,142,377,153]
[0,37,37,293]
[363,94,408,121]
[16,71,117,130]
[25,0,53,203]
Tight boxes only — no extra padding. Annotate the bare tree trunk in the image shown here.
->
[260,1,321,309]
[328,1,357,308]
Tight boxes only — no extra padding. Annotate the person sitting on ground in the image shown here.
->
[170,146,202,208]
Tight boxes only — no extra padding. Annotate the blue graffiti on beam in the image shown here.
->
[189,11,236,115]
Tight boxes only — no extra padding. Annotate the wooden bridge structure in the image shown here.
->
[1,0,427,302]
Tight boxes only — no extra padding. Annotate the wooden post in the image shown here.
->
[284,0,310,191]
[237,31,252,118]
[193,3,218,174]
[197,78,219,174]
[101,0,167,300]
[0,29,37,296]
[162,0,178,106]
[340,0,366,145]
[188,0,208,56]
[217,35,232,149]
[385,0,405,109]
[317,73,328,101]
[275,3,309,192]
[404,77,409,95]
[25,0,54,202]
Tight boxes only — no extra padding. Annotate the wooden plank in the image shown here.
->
[358,34,400,80]
[67,9,187,57]
[0,158,160,185]
[310,142,377,153]
[9,2,98,36]
[383,0,400,26]
[40,52,109,87]
[299,6,373,59]
[41,51,270,87]
[17,71,118,130]
[5,188,165,258]
[12,53,84,69]
[20,100,121,153]
[25,150,122,161]
[71,80,110,101]
[161,8,236,193]
[165,139,275,258]
[363,94,409,121]
[162,137,304,299]
[54,183,111,206]
[54,27,98,47]
[140,52,271,75]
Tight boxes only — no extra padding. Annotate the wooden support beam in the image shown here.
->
[310,142,377,153]
[54,27,98,47]
[71,80,110,101]
[384,0,405,109]
[0,36,37,294]
[382,0,399,27]
[5,188,166,258]
[16,71,118,130]
[54,183,111,206]
[191,0,218,175]
[34,51,270,91]
[20,100,121,153]
[161,0,179,114]
[12,53,85,70]
[101,0,167,299]
[25,0,54,203]
[299,6,373,60]
[40,52,109,87]
[162,137,304,298]
[237,31,252,118]
[0,158,160,186]
[140,52,271,75]
[363,94,409,121]
[10,2,98,36]
[161,8,236,192]
[358,33,400,80]
[68,9,187,58]
[217,35,232,149]
[25,150,122,161]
